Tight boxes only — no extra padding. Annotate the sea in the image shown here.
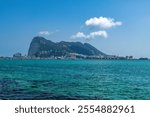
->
[0,59,150,100]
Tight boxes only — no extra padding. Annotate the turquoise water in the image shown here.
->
[0,59,150,100]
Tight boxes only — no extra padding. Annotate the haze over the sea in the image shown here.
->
[0,0,150,58]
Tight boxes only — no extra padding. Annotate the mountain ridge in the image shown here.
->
[28,36,106,57]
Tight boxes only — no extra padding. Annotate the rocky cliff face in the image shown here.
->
[28,36,106,57]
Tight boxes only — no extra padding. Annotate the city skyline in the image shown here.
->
[0,0,150,57]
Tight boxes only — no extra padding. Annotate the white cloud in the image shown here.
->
[85,16,122,29]
[71,30,107,39]
[38,30,60,36]
[89,30,108,38]
[71,16,122,40]
[38,31,50,35]
[71,32,87,39]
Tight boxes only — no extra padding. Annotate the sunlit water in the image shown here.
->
[0,59,150,100]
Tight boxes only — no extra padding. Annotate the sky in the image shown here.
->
[0,0,150,58]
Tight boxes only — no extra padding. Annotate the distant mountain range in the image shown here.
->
[28,36,106,57]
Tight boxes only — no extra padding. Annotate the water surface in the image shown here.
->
[0,60,150,99]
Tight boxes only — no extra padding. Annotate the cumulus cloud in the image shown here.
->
[85,16,122,29]
[38,30,60,36]
[38,31,51,35]
[71,30,107,39]
[89,30,107,38]
[71,32,87,39]
[71,16,122,40]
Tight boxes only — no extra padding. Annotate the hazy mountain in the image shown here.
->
[28,36,106,57]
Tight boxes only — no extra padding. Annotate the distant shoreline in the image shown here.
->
[0,57,149,60]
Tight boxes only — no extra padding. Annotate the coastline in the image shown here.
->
[0,57,149,61]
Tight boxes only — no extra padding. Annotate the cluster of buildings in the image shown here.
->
[0,52,145,60]
[0,52,149,60]
[11,52,132,60]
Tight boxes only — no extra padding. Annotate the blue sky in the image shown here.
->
[0,0,150,57]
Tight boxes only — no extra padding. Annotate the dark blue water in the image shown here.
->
[0,60,150,100]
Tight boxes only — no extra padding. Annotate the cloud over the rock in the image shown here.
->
[71,16,122,40]
[71,32,87,39]
[89,30,107,38]
[71,30,107,39]
[85,16,122,29]
[38,31,51,35]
